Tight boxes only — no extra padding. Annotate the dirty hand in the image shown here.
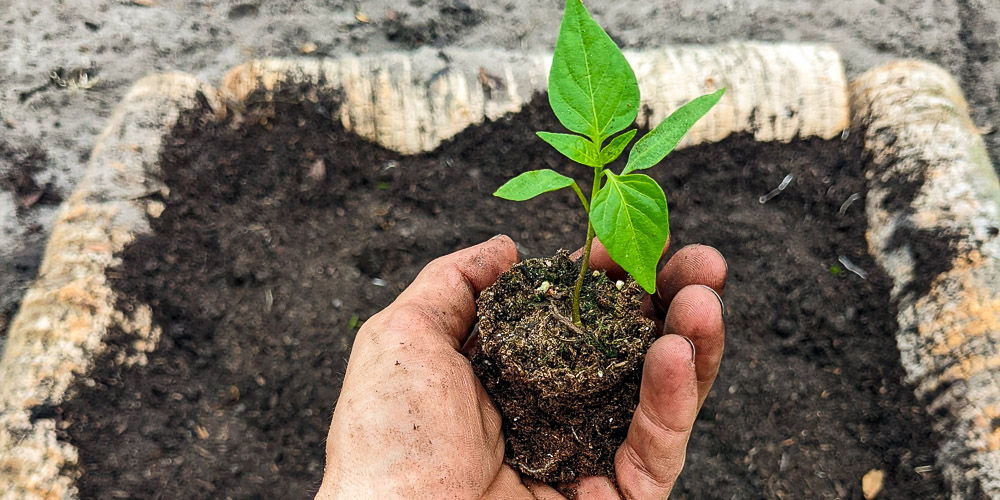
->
[315,235,726,499]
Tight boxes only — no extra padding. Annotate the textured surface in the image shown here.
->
[853,61,1000,499]
[2,0,999,341]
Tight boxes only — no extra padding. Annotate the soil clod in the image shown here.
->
[473,252,655,483]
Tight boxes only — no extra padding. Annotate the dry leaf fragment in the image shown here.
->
[478,67,504,92]
[862,469,884,499]
[195,425,210,440]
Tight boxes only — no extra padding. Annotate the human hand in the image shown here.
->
[315,235,726,499]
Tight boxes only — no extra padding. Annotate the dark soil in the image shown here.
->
[0,140,61,213]
[472,252,655,483]
[55,88,947,499]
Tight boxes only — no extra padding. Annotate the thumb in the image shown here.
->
[614,334,698,499]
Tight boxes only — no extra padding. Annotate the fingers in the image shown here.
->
[655,244,727,309]
[481,467,538,499]
[615,335,698,499]
[664,284,725,408]
[574,476,625,499]
[377,235,519,348]
[572,240,725,311]
[571,236,671,280]
[522,479,565,499]
[525,476,620,500]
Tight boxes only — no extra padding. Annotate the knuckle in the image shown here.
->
[354,302,446,351]
[422,255,453,277]
[621,443,679,494]
[637,400,691,436]
[387,301,446,335]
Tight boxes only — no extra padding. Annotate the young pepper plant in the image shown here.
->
[495,0,725,327]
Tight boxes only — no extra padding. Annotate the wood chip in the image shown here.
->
[146,200,165,218]
[478,67,504,92]
[862,469,884,499]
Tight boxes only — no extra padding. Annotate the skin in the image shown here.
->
[316,235,726,499]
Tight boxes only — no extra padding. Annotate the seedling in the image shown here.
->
[494,0,725,326]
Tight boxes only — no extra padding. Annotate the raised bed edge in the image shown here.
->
[6,43,927,499]
[852,60,1000,499]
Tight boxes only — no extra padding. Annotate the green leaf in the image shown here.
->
[600,129,636,164]
[537,131,601,167]
[590,172,668,293]
[548,0,639,141]
[494,169,576,201]
[623,88,726,174]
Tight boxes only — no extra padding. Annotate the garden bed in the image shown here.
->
[2,46,996,499]
[53,88,945,498]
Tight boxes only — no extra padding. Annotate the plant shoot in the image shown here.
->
[495,0,725,326]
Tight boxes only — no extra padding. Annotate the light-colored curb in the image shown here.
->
[0,74,222,500]
[219,45,847,155]
[852,61,1000,499]
[3,43,993,498]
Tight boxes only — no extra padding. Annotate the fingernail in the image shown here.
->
[489,233,506,241]
[699,284,725,318]
[682,335,696,361]
[707,245,728,275]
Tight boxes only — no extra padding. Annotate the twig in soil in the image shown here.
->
[758,174,794,204]
[837,256,868,279]
[838,193,861,215]
[514,455,559,476]
[547,302,587,338]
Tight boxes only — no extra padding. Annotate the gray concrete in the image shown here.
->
[1,0,998,340]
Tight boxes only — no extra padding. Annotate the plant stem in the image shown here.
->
[571,166,603,327]
[570,181,590,213]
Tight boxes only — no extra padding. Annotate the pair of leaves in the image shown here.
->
[536,128,638,168]
[495,168,668,292]
[493,0,724,293]
[533,83,724,177]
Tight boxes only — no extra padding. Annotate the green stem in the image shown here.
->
[571,166,603,326]
[570,181,590,213]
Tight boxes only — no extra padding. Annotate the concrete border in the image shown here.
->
[0,43,993,498]
[852,61,1000,499]
[0,73,223,500]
